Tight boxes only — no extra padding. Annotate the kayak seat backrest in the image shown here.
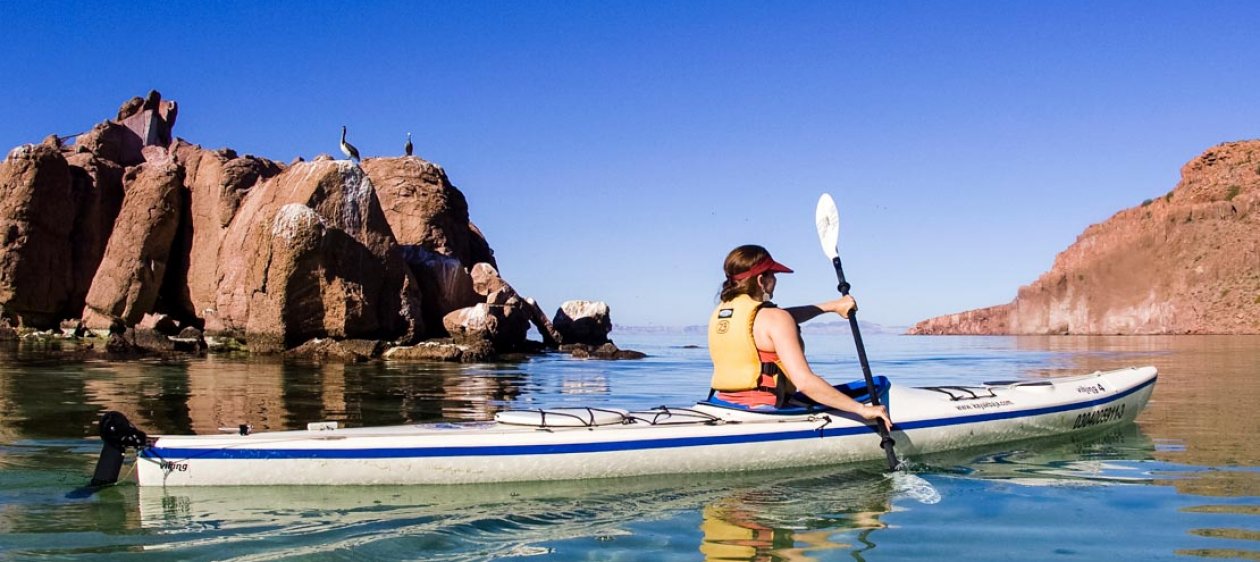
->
[700,376,890,414]
[701,394,821,415]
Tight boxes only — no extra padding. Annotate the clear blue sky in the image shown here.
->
[3,2,1258,328]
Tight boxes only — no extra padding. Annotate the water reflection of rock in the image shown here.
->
[184,359,286,433]
[0,360,18,442]
[182,361,528,432]
[560,374,610,396]
[26,357,531,437]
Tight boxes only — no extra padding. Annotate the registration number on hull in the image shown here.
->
[1072,403,1126,429]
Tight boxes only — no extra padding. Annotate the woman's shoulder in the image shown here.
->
[753,305,792,324]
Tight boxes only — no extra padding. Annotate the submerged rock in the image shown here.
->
[383,339,494,363]
[285,338,371,362]
[561,341,645,360]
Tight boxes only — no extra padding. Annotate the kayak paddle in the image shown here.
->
[815,193,903,471]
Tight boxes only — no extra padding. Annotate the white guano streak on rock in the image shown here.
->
[563,300,609,317]
[337,161,372,236]
[6,145,33,161]
[271,203,324,240]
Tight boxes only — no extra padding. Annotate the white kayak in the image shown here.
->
[129,366,1156,486]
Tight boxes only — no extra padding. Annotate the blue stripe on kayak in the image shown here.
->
[142,375,1156,461]
[894,374,1156,431]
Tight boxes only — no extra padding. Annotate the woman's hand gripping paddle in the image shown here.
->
[813,194,940,504]
[815,193,903,472]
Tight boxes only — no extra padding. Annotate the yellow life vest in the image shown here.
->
[708,294,780,391]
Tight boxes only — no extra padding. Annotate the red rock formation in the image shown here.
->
[360,156,495,268]
[362,157,496,336]
[207,160,423,350]
[65,152,125,313]
[397,245,480,336]
[77,90,176,167]
[82,151,184,329]
[442,262,556,350]
[910,140,1260,335]
[0,144,77,327]
[0,92,521,352]
[171,141,283,322]
[443,302,533,350]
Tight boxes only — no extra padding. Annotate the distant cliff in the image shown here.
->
[910,140,1260,335]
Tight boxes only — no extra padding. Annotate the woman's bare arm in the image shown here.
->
[754,307,890,430]
[782,295,857,324]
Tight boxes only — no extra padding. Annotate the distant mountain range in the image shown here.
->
[614,320,907,336]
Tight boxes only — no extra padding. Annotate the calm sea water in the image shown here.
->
[0,334,1256,561]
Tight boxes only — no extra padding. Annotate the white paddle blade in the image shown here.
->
[815,193,840,259]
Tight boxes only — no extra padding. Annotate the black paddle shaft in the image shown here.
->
[831,256,901,471]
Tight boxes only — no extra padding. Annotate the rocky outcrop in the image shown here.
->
[0,91,637,360]
[908,304,1010,335]
[173,140,284,323]
[397,245,480,338]
[363,157,496,337]
[443,303,530,349]
[82,152,184,329]
[208,160,424,351]
[0,144,77,327]
[440,263,564,351]
[65,152,125,315]
[76,90,177,167]
[361,156,495,267]
[911,140,1260,335]
[553,300,612,345]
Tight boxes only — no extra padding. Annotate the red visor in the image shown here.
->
[731,256,794,281]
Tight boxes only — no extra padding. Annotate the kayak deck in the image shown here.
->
[134,366,1157,486]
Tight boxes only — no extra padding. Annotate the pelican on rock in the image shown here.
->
[339,125,361,163]
[404,132,413,156]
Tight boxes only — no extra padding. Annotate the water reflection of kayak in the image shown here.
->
[918,421,1159,486]
[118,366,1155,486]
[133,466,890,557]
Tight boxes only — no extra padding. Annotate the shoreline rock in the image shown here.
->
[910,140,1260,335]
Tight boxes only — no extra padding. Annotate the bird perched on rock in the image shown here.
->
[404,132,413,156]
[340,125,361,163]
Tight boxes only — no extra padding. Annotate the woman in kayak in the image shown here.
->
[708,244,892,430]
